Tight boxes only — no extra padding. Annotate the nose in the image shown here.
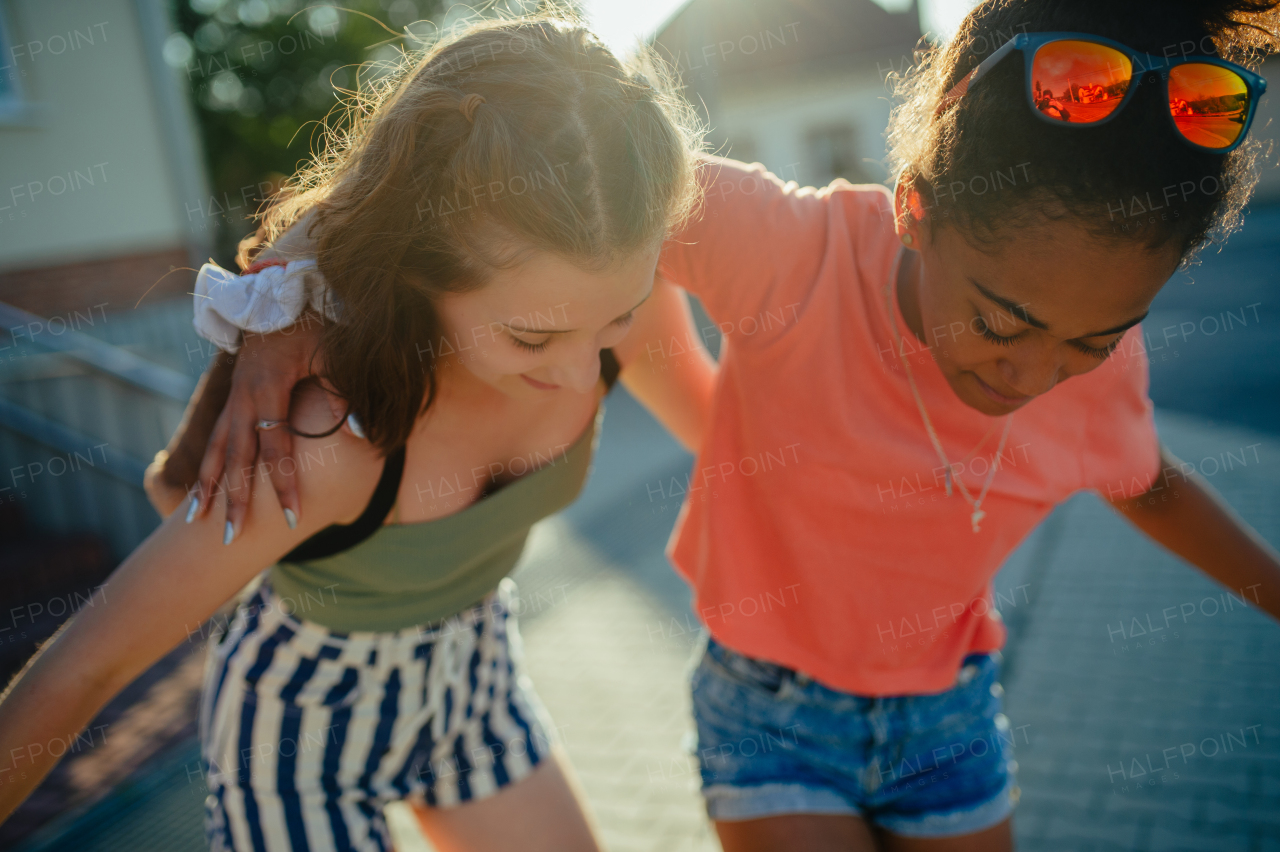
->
[996,348,1064,397]
[547,343,602,394]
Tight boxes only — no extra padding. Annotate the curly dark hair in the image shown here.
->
[886,0,1280,262]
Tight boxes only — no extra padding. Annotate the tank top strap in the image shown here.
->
[282,350,615,564]
[281,445,406,563]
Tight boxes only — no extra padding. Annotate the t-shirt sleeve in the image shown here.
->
[658,156,840,345]
[1080,326,1163,500]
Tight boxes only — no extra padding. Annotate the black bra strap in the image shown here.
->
[281,445,406,562]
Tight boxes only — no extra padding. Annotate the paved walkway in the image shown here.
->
[517,518,718,852]
[10,397,1279,851]
[994,411,1280,851]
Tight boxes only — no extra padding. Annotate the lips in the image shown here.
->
[520,374,560,390]
[973,374,1030,406]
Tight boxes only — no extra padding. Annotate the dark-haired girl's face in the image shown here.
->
[897,212,1182,416]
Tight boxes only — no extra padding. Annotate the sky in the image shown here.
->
[580,0,982,57]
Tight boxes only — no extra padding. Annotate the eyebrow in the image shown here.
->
[971,279,1048,330]
[1082,312,1149,338]
[971,278,1148,339]
[502,289,653,335]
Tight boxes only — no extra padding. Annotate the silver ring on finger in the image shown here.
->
[255,419,286,431]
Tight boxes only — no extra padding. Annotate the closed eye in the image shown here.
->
[975,315,1021,347]
[978,312,1121,359]
[509,334,550,353]
[1070,338,1122,359]
[509,313,633,353]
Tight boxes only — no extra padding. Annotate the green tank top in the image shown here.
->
[269,407,602,633]
[271,349,620,631]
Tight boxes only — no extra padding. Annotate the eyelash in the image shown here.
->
[507,313,636,354]
[975,315,1120,360]
[1070,339,1121,359]
[975,316,1020,347]
[510,337,549,353]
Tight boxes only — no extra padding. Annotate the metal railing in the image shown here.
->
[0,299,197,487]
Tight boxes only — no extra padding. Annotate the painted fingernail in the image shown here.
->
[346,412,365,439]
[224,521,235,546]
[283,507,297,530]
[185,496,200,524]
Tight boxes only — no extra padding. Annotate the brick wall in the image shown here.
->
[0,248,194,318]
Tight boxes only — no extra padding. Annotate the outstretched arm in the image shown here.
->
[1108,444,1280,622]
[0,421,377,822]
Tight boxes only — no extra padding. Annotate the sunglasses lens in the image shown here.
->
[1168,63,1250,149]
[1031,40,1132,123]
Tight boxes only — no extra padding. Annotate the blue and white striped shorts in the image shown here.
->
[199,576,555,851]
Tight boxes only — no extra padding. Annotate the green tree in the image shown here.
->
[167,0,444,264]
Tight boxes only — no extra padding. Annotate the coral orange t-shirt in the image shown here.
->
[658,157,1161,696]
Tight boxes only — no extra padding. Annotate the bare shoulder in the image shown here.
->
[250,424,384,534]
[248,376,386,530]
[139,422,382,611]
[195,377,388,549]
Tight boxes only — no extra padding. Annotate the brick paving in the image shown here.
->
[993,410,1280,852]
[517,521,718,852]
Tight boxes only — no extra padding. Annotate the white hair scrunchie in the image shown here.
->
[192,259,338,353]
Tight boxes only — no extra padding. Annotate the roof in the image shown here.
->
[652,0,922,96]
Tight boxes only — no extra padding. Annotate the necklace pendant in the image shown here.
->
[970,508,986,533]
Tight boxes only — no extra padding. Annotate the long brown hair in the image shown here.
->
[248,14,702,452]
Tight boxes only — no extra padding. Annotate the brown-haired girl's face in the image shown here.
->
[896,189,1183,416]
[433,246,659,397]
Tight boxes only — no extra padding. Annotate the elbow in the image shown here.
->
[143,456,188,518]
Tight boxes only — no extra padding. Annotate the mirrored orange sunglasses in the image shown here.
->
[935,32,1268,152]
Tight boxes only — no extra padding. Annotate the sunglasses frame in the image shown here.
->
[938,31,1268,153]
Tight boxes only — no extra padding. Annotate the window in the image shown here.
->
[0,3,28,122]
[806,124,873,185]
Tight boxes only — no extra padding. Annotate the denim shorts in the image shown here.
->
[690,636,1018,838]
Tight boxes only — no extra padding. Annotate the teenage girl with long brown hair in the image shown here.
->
[0,15,716,851]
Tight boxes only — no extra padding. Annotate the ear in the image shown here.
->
[892,176,927,247]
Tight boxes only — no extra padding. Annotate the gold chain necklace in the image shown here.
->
[884,253,1012,533]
